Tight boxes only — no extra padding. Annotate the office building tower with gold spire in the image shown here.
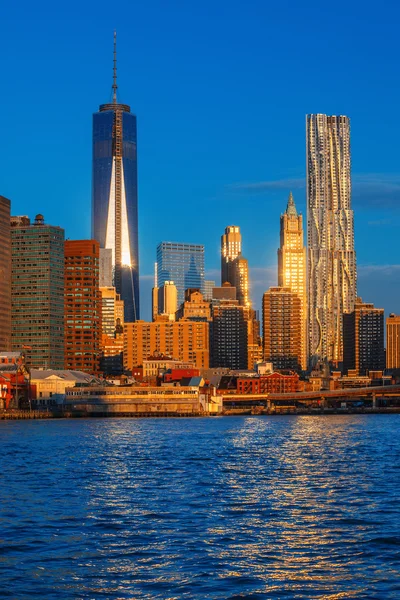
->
[92,33,139,322]
[277,193,307,369]
[221,226,251,308]
[307,114,356,365]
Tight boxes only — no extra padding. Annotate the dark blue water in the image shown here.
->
[0,416,399,599]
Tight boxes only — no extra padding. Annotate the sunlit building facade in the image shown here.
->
[157,242,205,307]
[92,34,139,322]
[386,314,400,370]
[278,193,306,369]
[176,289,212,322]
[124,318,209,371]
[100,286,124,375]
[158,281,178,321]
[64,240,102,374]
[221,225,241,283]
[307,114,356,364]
[220,226,251,307]
[204,280,215,301]
[11,214,64,369]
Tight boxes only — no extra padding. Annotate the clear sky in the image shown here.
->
[2,0,400,321]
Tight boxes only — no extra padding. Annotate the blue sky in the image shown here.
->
[1,0,400,320]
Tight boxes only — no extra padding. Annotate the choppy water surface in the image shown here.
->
[0,416,399,599]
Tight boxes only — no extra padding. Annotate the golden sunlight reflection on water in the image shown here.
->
[0,416,399,598]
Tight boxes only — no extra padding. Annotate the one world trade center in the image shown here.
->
[92,33,140,321]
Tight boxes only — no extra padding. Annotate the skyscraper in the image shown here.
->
[221,225,241,284]
[278,193,307,369]
[157,242,205,307]
[220,226,251,307]
[263,287,302,371]
[307,114,356,365]
[0,196,11,351]
[92,33,139,322]
[343,298,384,375]
[11,214,64,369]
[386,314,400,370]
[211,300,248,370]
[64,240,102,374]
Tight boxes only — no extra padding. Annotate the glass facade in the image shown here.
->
[156,242,205,308]
[92,103,139,322]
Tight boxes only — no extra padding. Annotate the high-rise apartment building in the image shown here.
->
[343,298,384,375]
[157,242,205,307]
[211,300,248,369]
[100,286,124,375]
[64,241,102,374]
[92,33,139,322]
[220,226,250,307]
[11,214,64,369]
[307,114,356,365]
[386,314,400,370]
[262,287,302,371]
[278,193,306,369]
[0,196,11,351]
[124,318,209,371]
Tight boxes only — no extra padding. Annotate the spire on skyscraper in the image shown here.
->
[112,30,118,104]
[286,192,297,217]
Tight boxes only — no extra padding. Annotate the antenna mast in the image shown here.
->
[112,31,118,103]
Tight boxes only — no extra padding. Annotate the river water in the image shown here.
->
[0,415,399,599]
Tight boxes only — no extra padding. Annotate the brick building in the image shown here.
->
[64,240,101,374]
[236,372,299,394]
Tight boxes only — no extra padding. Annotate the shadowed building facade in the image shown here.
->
[211,300,248,370]
[262,287,302,371]
[307,114,356,365]
[92,33,139,322]
[343,298,384,375]
[0,196,11,351]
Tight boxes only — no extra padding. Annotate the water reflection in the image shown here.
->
[0,416,399,599]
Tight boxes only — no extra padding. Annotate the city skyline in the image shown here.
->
[1,4,400,324]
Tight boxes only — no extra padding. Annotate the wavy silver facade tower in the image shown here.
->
[306,114,356,365]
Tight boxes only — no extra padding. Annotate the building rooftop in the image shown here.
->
[30,370,100,383]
